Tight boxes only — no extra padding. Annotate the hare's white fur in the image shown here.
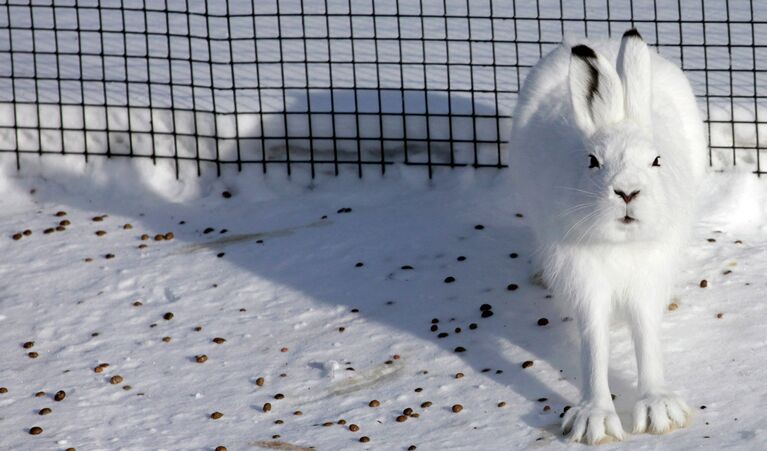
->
[510,31,705,444]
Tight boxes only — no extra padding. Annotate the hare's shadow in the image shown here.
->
[12,91,635,443]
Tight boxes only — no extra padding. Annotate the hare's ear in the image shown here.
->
[617,29,652,130]
[569,45,625,137]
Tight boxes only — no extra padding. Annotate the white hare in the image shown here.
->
[509,29,706,444]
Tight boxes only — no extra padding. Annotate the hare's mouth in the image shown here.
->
[620,215,637,224]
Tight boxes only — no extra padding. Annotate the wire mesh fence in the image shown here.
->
[0,0,765,177]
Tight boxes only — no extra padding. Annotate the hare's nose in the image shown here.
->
[614,189,640,204]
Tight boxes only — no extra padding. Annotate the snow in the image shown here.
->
[1,157,766,450]
[1,1,767,449]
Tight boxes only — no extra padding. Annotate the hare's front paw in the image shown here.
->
[633,391,691,434]
[562,402,624,444]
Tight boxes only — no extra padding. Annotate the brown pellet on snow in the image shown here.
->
[38,408,51,415]
[211,411,224,420]
[110,375,124,385]
[451,404,463,413]
[359,436,370,443]
[522,361,534,369]
[263,403,272,413]
[396,415,408,422]
[368,400,381,407]
[29,426,43,435]
[700,279,709,288]
[54,390,66,401]
[195,354,208,363]
[212,337,226,344]
[349,424,360,432]
[255,377,265,387]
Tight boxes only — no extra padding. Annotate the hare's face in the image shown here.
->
[561,123,672,244]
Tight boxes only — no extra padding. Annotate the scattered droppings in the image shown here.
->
[455,373,464,379]
[668,303,679,311]
[54,390,66,401]
[222,191,232,198]
[256,377,265,387]
[29,426,43,435]
[474,224,484,230]
[55,211,67,217]
[481,311,494,318]
[0,387,7,394]
[716,313,724,319]
[522,361,534,369]
[469,323,478,330]
[215,447,227,451]
[38,407,51,415]
[163,312,174,320]
[274,393,285,400]
[451,404,463,413]
[211,411,224,419]
[506,283,519,291]
[498,401,507,408]
[444,276,456,283]
[195,354,208,363]
[396,415,407,422]
[110,375,124,385]
[349,424,360,432]
[537,318,549,326]
[355,262,364,267]
[700,280,709,288]
[104,253,115,259]
[359,436,370,443]
[454,346,466,353]
[23,341,34,349]
[263,403,272,412]
[95,230,107,236]
[456,256,466,262]
[212,337,226,344]
[28,352,39,359]
[123,223,133,229]
[368,400,380,407]
[510,253,519,258]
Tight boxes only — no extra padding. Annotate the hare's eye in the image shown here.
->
[588,154,600,169]
[652,156,661,167]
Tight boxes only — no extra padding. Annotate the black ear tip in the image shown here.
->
[623,28,642,40]
[571,44,597,59]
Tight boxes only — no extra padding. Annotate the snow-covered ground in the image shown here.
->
[1,157,766,450]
